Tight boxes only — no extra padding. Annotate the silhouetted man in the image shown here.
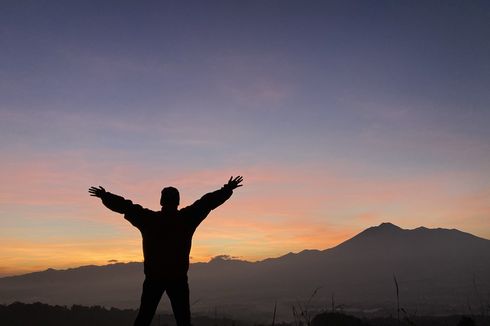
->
[88,176,243,326]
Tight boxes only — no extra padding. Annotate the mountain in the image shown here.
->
[1,223,489,321]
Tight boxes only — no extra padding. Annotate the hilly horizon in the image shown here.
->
[5,222,488,275]
[1,222,489,322]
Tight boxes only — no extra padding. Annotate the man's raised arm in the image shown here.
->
[184,176,243,225]
[88,186,148,227]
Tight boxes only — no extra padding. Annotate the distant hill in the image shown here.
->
[1,223,489,322]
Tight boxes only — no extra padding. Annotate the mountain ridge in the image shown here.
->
[1,223,489,321]
[3,222,488,279]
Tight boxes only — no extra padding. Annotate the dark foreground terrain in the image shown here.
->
[0,302,488,326]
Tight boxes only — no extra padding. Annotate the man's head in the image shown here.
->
[160,186,180,209]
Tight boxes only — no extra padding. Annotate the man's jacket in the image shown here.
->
[100,186,233,279]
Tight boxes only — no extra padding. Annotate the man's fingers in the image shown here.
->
[226,176,243,188]
[89,186,105,197]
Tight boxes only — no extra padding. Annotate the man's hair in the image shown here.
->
[161,187,180,207]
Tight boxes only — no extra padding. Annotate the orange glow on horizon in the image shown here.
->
[1,159,489,277]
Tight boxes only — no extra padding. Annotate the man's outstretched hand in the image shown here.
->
[89,186,106,198]
[226,176,243,190]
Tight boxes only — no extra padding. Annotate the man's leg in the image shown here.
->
[134,278,166,326]
[166,276,191,326]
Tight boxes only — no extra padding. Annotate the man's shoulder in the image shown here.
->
[177,206,203,221]
[129,206,160,219]
[177,207,191,216]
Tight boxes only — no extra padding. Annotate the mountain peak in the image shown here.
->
[377,222,402,230]
[358,222,403,236]
[330,222,406,251]
[331,222,490,255]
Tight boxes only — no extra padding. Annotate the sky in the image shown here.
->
[1,0,490,276]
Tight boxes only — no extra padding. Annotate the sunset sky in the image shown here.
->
[1,1,490,276]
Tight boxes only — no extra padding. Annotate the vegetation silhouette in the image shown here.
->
[311,312,367,326]
[88,176,243,326]
[0,302,484,326]
[0,302,240,326]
